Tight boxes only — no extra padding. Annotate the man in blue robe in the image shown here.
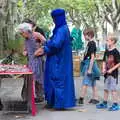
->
[34,8,75,109]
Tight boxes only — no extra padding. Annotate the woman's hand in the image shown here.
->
[34,48,44,56]
[23,50,27,56]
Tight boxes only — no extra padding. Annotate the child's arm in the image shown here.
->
[88,53,95,74]
[107,63,120,74]
[102,61,106,74]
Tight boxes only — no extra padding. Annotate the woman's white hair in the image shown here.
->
[16,23,32,33]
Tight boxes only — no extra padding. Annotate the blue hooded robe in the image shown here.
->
[43,8,75,109]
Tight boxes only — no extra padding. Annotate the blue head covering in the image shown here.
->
[51,8,67,34]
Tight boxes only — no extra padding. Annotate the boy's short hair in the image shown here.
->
[83,28,94,38]
[108,32,118,44]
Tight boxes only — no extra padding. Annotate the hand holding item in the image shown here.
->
[23,50,28,56]
[87,69,92,75]
[34,48,44,56]
[102,68,106,75]
[86,69,92,77]
[107,69,112,74]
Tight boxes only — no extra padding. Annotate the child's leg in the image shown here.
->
[79,71,91,104]
[92,86,98,100]
[103,76,110,103]
[106,76,120,111]
[110,77,118,103]
[79,85,88,104]
[96,76,110,108]
[96,90,109,109]
[81,85,88,98]
[111,90,118,103]
[89,85,99,104]
[108,90,119,111]
[104,89,109,102]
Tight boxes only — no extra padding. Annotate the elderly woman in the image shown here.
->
[17,23,45,102]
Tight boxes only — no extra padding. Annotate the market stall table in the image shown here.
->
[0,64,36,116]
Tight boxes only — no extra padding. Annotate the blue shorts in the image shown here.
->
[82,75,96,87]
[81,59,99,87]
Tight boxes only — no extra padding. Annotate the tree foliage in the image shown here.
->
[0,0,120,57]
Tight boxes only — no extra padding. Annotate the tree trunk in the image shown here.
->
[91,15,99,49]
[113,22,118,32]
[0,0,17,57]
[0,0,6,56]
[101,20,107,49]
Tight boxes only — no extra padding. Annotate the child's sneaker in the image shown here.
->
[96,102,108,109]
[108,103,119,111]
[90,99,99,104]
[88,99,93,104]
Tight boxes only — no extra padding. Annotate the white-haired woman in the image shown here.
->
[17,23,45,102]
